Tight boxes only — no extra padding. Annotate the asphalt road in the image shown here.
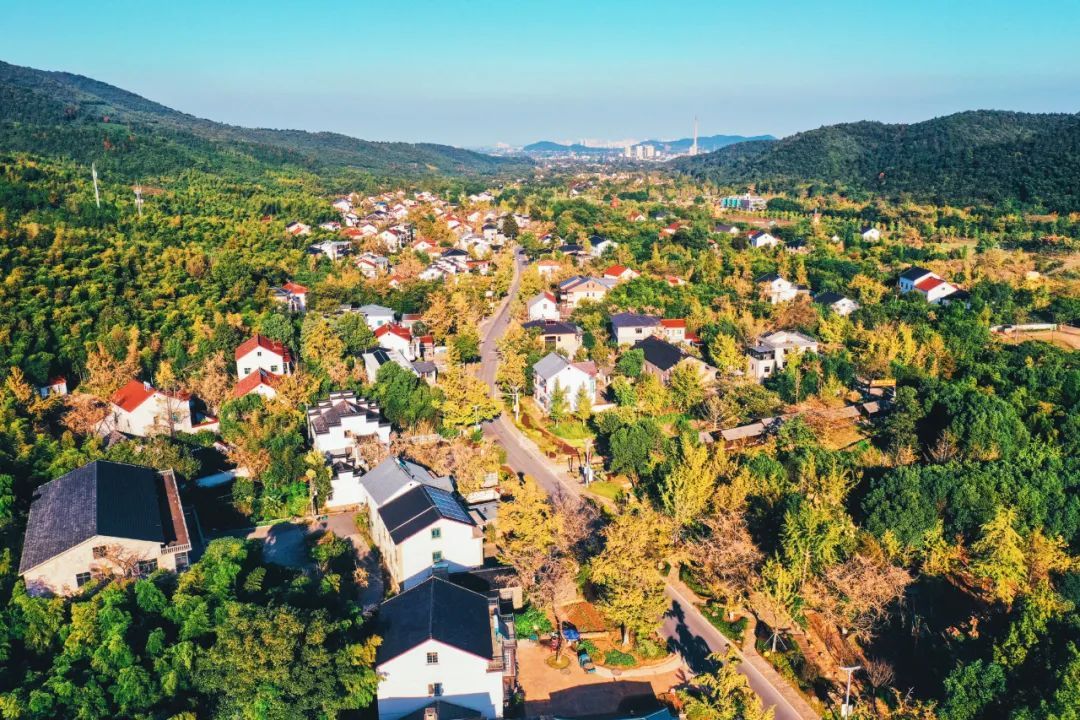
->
[478,247,816,720]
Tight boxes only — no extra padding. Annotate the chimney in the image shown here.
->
[424,707,438,720]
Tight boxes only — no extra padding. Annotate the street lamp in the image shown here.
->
[840,665,861,718]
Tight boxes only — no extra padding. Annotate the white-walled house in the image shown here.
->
[108,379,218,437]
[610,312,660,346]
[898,266,961,304]
[755,273,807,304]
[358,304,396,330]
[525,292,560,322]
[861,226,882,241]
[376,324,416,361]
[325,455,453,512]
[814,292,860,317]
[19,461,193,596]
[307,391,391,461]
[375,576,513,720]
[747,231,779,249]
[271,281,308,312]
[372,484,483,589]
[235,334,293,378]
[746,331,819,380]
[558,276,615,309]
[37,376,68,399]
[532,353,597,415]
[232,369,279,400]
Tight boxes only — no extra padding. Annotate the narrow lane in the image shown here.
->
[478,246,818,720]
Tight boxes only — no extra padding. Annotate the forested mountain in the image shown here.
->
[672,110,1080,210]
[521,133,772,155]
[0,60,527,180]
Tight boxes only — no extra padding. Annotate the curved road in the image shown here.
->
[478,248,818,720]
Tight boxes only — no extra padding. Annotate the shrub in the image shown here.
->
[604,649,637,667]
[515,604,553,638]
[636,637,667,659]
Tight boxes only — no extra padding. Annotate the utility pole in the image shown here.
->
[91,162,101,208]
[133,183,144,218]
[840,665,861,718]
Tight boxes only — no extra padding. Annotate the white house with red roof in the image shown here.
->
[375,324,416,361]
[271,281,308,312]
[603,265,640,283]
[898,266,961,304]
[37,376,68,399]
[108,379,218,437]
[232,369,279,400]
[526,292,560,322]
[411,238,438,257]
[659,318,688,344]
[235,335,293,379]
[286,221,311,237]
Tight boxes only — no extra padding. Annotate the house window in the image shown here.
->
[92,545,108,559]
[428,683,443,697]
[137,559,158,577]
[426,652,439,665]
[75,572,92,587]
[271,365,279,372]
[243,367,251,375]
[175,552,190,571]
[432,551,443,563]
[431,528,441,540]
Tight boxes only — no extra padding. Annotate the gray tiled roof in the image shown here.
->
[360,456,452,508]
[19,461,178,574]
[533,352,570,381]
[375,576,493,663]
[377,484,475,544]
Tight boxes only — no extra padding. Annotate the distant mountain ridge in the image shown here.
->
[522,133,773,155]
[672,110,1080,209]
[0,60,526,179]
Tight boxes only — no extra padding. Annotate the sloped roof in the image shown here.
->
[915,275,947,292]
[376,323,412,342]
[634,336,687,372]
[659,318,686,329]
[533,352,571,381]
[282,281,308,294]
[377,484,474,544]
[19,461,187,574]
[232,369,279,398]
[375,576,493,664]
[111,379,156,412]
[899,266,934,282]
[235,334,292,362]
[360,456,452,508]
[523,319,579,336]
[814,291,846,305]
[610,311,659,329]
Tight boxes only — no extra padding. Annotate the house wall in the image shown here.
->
[371,514,482,589]
[112,394,194,437]
[23,535,184,597]
[236,348,289,378]
[614,325,656,345]
[377,640,503,720]
[527,300,559,322]
[534,367,594,414]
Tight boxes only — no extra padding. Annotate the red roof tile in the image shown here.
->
[375,324,412,342]
[915,276,946,292]
[232,369,280,398]
[235,334,293,363]
[110,379,189,412]
[660,318,687,328]
[282,281,308,294]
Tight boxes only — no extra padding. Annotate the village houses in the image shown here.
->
[532,352,597,415]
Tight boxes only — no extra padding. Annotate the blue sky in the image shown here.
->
[4,0,1079,147]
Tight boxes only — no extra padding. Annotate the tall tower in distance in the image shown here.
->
[690,117,699,156]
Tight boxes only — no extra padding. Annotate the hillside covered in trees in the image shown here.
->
[0,60,529,183]
[672,111,1080,211]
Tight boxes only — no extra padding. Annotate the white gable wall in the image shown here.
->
[377,640,503,720]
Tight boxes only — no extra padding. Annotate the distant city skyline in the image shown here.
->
[5,0,1080,148]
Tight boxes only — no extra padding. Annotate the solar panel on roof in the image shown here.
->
[426,487,471,523]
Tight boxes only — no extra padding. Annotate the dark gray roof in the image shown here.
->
[523,319,579,336]
[361,456,452,508]
[412,360,438,375]
[375,576,493,663]
[377,484,474,544]
[610,312,659,330]
[899,266,933,281]
[20,461,180,574]
[814,291,846,305]
[307,391,385,435]
[400,701,482,720]
[634,336,686,372]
